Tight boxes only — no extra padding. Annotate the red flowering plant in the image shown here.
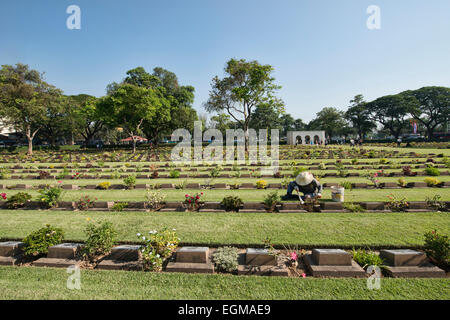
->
[71,172,83,180]
[363,170,383,188]
[76,195,98,211]
[183,192,204,212]
[1,193,6,200]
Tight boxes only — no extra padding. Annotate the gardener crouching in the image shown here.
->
[281,171,323,204]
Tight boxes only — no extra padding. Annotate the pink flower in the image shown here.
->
[374,173,378,177]
[57,181,62,184]
[290,252,298,261]
[301,273,306,278]
[0,193,6,200]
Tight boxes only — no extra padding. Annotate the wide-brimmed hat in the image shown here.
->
[296,172,314,186]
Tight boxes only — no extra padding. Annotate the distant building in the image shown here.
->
[287,131,326,145]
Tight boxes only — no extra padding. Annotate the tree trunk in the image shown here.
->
[27,137,33,156]
[132,139,137,154]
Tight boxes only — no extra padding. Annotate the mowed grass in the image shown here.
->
[0,187,448,202]
[0,210,448,246]
[0,266,448,300]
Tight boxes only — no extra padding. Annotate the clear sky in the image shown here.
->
[1,0,449,122]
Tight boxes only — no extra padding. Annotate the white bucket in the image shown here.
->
[331,186,345,202]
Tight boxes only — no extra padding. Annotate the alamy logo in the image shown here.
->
[66,5,81,30]
[367,5,381,30]
[170,121,279,172]
[66,265,81,290]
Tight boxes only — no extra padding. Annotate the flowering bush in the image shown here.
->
[424,177,441,187]
[37,186,63,209]
[137,228,180,271]
[363,170,382,188]
[183,192,204,211]
[76,195,97,211]
[71,172,83,179]
[255,180,268,189]
[96,181,111,190]
[386,194,409,212]
[423,230,449,267]
[145,190,166,211]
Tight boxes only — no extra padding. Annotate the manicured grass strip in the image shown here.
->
[0,188,448,202]
[0,266,448,300]
[2,175,449,186]
[0,210,448,246]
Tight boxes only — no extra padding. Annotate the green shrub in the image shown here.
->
[343,203,365,212]
[212,246,239,273]
[292,167,306,177]
[425,166,440,176]
[351,248,384,270]
[0,167,11,179]
[83,221,117,262]
[339,181,352,190]
[6,192,32,209]
[423,230,449,267]
[425,195,448,212]
[220,196,244,212]
[209,166,221,178]
[398,177,407,187]
[169,170,180,179]
[123,174,136,189]
[111,201,128,212]
[263,191,281,212]
[22,224,64,256]
[37,186,63,208]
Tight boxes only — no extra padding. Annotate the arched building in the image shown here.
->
[286,131,326,145]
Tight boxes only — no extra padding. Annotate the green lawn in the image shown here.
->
[0,187,448,202]
[0,266,447,300]
[0,210,448,246]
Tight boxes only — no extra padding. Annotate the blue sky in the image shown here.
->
[1,0,449,122]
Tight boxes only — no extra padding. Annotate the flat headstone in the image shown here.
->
[312,249,352,266]
[165,262,214,274]
[47,243,82,259]
[0,241,24,257]
[245,248,277,266]
[379,249,427,266]
[176,247,209,264]
[109,245,141,261]
[303,254,365,278]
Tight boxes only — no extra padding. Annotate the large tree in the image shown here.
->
[402,87,450,140]
[97,83,161,153]
[248,103,282,132]
[345,94,376,139]
[366,94,416,139]
[308,107,347,139]
[121,67,196,144]
[205,58,284,151]
[68,94,103,145]
[0,63,62,155]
